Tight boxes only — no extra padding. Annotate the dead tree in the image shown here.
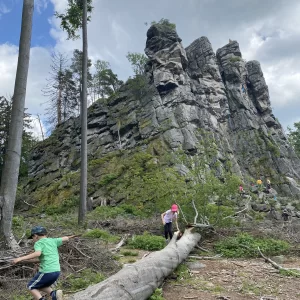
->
[70,228,201,300]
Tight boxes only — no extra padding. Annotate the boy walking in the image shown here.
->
[13,226,77,300]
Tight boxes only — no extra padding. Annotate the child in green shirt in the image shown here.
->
[13,226,77,300]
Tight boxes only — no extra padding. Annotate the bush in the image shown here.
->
[62,268,105,292]
[83,228,119,242]
[148,288,165,300]
[128,233,165,251]
[229,56,242,63]
[90,204,146,219]
[215,233,290,258]
[45,197,79,215]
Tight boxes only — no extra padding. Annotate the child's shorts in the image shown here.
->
[27,272,60,290]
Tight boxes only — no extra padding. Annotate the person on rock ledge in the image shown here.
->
[239,184,245,196]
[256,178,263,190]
[161,204,180,243]
[12,226,78,300]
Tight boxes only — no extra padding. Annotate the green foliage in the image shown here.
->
[151,18,176,30]
[12,216,24,228]
[126,52,149,76]
[0,96,37,181]
[55,0,93,40]
[215,233,290,258]
[92,60,123,98]
[266,139,280,157]
[126,75,150,99]
[121,250,138,256]
[174,131,241,225]
[90,206,125,219]
[12,295,28,300]
[90,204,147,219]
[99,173,119,187]
[287,122,300,157]
[148,288,165,300]
[229,56,242,63]
[279,268,300,278]
[88,148,186,215]
[174,263,191,280]
[128,233,165,251]
[62,268,105,292]
[83,228,119,242]
[45,197,79,215]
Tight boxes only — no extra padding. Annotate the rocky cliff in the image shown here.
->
[27,24,300,202]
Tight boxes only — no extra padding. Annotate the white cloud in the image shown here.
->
[27,116,47,141]
[0,43,52,116]
[35,0,48,14]
[1,0,300,132]
[0,2,11,17]
[49,0,67,13]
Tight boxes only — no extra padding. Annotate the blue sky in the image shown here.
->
[0,0,300,138]
[0,0,55,47]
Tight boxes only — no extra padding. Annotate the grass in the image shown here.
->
[279,269,300,278]
[149,288,166,300]
[121,250,139,256]
[83,228,119,242]
[60,268,105,292]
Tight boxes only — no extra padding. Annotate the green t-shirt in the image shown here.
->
[34,237,63,273]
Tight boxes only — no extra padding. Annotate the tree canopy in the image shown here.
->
[55,0,93,39]
[126,52,148,76]
[287,122,300,157]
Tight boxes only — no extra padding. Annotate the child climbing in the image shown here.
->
[12,226,78,300]
[241,83,246,94]
[161,204,180,243]
[239,184,245,196]
[266,178,271,190]
[257,178,263,190]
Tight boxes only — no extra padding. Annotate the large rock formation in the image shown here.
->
[27,24,300,199]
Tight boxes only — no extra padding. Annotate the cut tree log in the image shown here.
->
[70,228,201,300]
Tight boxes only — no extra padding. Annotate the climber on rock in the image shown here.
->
[282,208,290,222]
[257,178,263,190]
[239,184,245,196]
[241,83,246,94]
[266,178,271,190]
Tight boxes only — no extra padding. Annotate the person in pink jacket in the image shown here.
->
[161,204,180,242]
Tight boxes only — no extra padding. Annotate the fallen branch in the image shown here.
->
[177,204,188,224]
[188,254,222,260]
[195,245,209,252]
[23,199,37,208]
[258,247,300,275]
[192,200,198,224]
[188,223,213,229]
[18,232,27,245]
[110,234,129,253]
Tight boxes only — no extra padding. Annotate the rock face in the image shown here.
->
[28,24,300,197]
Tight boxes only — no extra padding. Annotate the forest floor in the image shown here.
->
[1,211,300,300]
[163,257,300,300]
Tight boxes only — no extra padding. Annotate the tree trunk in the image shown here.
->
[78,0,88,224]
[0,0,34,250]
[70,229,200,300]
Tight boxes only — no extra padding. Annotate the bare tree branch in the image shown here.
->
[192,199,198,224]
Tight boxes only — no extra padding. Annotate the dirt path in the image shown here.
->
[163,258,300,300]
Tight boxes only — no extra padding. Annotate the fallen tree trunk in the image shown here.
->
[70,228,201,300]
